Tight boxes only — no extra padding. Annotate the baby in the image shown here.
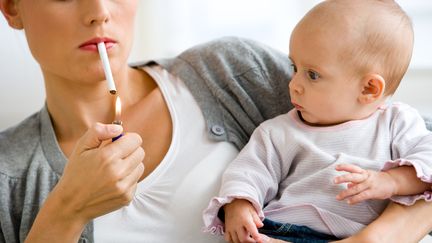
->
[203,0,432,242]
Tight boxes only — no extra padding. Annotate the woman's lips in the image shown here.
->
[79,42,115,51]
[79,38,117,52]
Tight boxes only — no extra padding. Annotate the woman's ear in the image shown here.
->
[0,0,23,30]
[358,74,385,104]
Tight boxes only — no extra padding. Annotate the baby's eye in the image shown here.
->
[307,70,320,80]
[289,64,297,73]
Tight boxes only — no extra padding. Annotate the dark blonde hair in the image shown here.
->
[305,0,414,96]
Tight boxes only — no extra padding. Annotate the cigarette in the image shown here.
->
[97,42,117,95]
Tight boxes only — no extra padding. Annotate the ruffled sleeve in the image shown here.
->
[202,124,285,235]
[384,104,432,205]
[203,195,264,235]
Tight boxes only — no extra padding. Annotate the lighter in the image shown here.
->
[112,95,123,142]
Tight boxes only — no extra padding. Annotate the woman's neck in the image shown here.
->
[43,66,152,146]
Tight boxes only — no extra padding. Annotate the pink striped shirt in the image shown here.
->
[203,102,432,238]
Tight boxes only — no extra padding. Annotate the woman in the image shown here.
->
[0,0,431,242]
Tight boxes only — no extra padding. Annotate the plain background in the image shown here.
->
[0,0,431,130]
[1,1,432,242]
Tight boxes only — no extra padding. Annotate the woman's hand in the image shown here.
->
[57,123,145,221]
[26,123,145,243]
[331,200,432,243]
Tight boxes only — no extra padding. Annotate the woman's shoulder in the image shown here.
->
[0,111,64,243]
[178,36,290,73]
[150,37,293,149]
[0,111,44,178]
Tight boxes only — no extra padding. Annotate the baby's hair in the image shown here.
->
[345,0,413,96]
[306,0,414,96]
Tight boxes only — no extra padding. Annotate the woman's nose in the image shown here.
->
[289,76,304,95]
[82,0,111,26]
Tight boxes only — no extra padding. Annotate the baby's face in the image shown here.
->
[288,21,365,126]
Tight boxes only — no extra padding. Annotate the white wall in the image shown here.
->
[0,20,45,129]
[393,69,432,117]
[1,0,431,130]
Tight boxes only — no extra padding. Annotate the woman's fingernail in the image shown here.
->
[109,124,122,133]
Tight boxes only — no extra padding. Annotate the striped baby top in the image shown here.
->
[203,102,432,238]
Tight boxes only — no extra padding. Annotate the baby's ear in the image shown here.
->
[0,0,23,30]
[358,74,385,104]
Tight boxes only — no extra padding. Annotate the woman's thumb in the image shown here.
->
[76,123,123,152]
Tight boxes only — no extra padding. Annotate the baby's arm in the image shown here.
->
[203,124,287,241]
[334,164,431,204]
[223,199,264,243]
[335,105,432,205]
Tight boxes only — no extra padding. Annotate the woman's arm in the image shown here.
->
[25,186,88,243]
[266,200,432,243]
[337,200,432,243]
[25,124,145,243]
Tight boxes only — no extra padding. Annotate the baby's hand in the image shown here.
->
[334,164,397,204]
[223,199,264,243]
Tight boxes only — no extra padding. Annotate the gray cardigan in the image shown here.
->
[0,37,293,243]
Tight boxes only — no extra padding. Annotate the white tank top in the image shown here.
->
[94,65,238,243]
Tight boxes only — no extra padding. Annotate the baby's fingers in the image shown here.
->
[252,210,263,228]
[224,232,233,242]
[335,164,365,173]
[239,227,258,243]
[345,190,374,204]
[334,172,368,184]
[336,183,368,200]
[245,222,262,243]
[231,231,240,243]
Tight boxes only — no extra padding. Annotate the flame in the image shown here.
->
[115,96,122,121]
